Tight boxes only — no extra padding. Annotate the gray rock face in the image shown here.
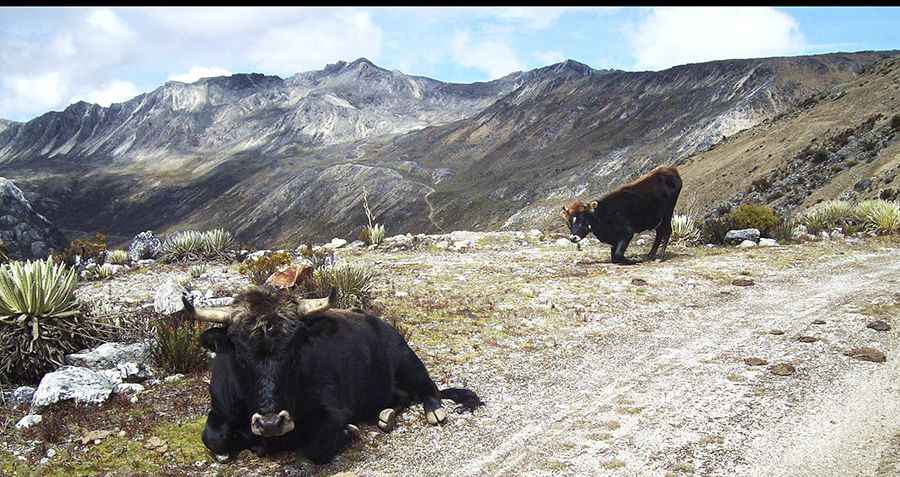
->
[0,177,66,259]
[128,231,162,261]
[725,229,761,244]
[12,386,36,406]
[31,366,120,411]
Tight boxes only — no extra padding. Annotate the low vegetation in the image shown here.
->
[238,251,292,285]
[312,264,378,309]
[361,188,386,246]
[105,249,129,265]
[670,214,701,245]
[161,229,235,262]
[148,312,209,375]
[729,204,780,237]
[799,199,900,235]
[0,257,113,384]
[53,233,108,267]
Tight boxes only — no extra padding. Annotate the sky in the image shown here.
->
[1,6,898,122]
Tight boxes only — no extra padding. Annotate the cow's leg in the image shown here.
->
[396,349,447,425]
[611,235,636,265]
[378,389,413,432]
[656,221,673,259]
[648,231,663,259]
[299,407,354,465]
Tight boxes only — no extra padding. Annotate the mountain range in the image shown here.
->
[1,50,897,249]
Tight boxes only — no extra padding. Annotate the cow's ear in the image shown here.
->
[588,201,599,211]
[200,327,232,353]
[560,207,569,219]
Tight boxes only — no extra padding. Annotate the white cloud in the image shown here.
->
[627,7,806,71]
[70,80,140,107]
[86,9,134,38]
[168,66,233,83]
[487,7,619,30]
[450,30,525,80]
[534,50,566,66]
[2,73,68,114]
[248,10,383,75]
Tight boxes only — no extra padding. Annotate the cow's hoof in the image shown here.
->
[213,453,232,463]
[378,408,397,432]
[426,407,448,425]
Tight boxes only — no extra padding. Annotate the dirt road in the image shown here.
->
[317,237,900,477]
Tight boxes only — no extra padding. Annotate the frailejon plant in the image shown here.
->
[855,199,900,234]
[361,188,385,245]
[0,257,113,383]
[670,214,701,246]
[161,231,206,261]
[106,249,129,265]
[800,200,854,234]
[312,264,377,309]
[202,229,235,257]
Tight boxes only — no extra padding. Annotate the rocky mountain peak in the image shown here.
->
[0,177,66,259]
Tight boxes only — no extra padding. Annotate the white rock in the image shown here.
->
[164,374,185,383]
[327,238,348,249]
[737,240,757,248]
[32,366,119,411]
[555,238,574,247]
[65,342,149,370]
[725,229,760,244]
[758,238,778,247]
[12,386,36,406]
[113,383,145,395]
[16,414,42,430]
[154,280,188,315]
[349,240,366,248]
[526,229,544,242]
[452,240,475,251]
[819,231,831,240]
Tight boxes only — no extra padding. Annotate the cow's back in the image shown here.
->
[297,312,406,420]
[598,166,682,235]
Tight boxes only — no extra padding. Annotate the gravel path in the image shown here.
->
[305,240,900,477]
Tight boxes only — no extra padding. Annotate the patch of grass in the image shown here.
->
[603,458,626,470]
[148,313,209,375]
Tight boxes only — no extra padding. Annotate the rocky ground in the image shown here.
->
[2,231,898,476]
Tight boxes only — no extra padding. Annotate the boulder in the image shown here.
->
[65,342,150,370]
[326,238,348,250]
[737,240,757,248]
[127,231,162,261]
[12,386,36,406]
[154,280,188,315]
[725,229,760,245]
[758,238,778,247]
[31,366,120,411]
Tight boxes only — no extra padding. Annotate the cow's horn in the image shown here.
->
[182,293,235,324]
[296,288,337,316]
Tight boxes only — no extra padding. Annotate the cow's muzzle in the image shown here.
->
[569,235,582,243]
[251,411,295,437]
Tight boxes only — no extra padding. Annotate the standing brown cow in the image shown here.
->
[561,166,682,265]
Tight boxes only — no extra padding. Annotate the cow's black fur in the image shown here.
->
[194,288,483,465]
[562,166,682,265]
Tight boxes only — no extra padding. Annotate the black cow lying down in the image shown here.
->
[183,288,483,464]
[562,165,682,265]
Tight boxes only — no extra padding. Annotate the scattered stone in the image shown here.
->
[31,366,119,411]
[867,321,891,331]
[15,414,42,430]
[153,280,188,315]
[555,238,574,247]
[797,336,818,343]
[732,278,755,287]
[769,329,785,335]
[113,383,145,395]
[80,430,113,445]
[758,238,778,247]
[12,386,36,406]
[725,228,760,245]
[844,347,886,363]
[811,319,826,325]
[164,374,185,383]
[631,278,648,286]
[526,229,544,242]
[326,238,348,249]
[769,363,796,376]
[744,357,768,366]
[737,240,757,248]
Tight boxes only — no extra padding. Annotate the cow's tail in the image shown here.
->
[440,387,485,413]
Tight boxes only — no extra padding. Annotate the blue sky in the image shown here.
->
[1,6,898,122]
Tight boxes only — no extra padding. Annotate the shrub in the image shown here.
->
[811,149,830,163]
[700,216,736,244]
[312,264,377,309]
[854,199,900,234]
[728,204,781,237]
[53,233,108,267]
[670,214,701,246]
[299,244,336,271]
[751,177,770,192]
[148,313,208,375]
[768,215,800,243]
[238,251,292,285]
[83,263,116,281]
[891,114,900,130]
[105,249,129,265]
[0,258,113,384]
[800,200,854,234]
[189,265,208,279]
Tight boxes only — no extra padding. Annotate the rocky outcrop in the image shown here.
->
[0,177,66,259]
